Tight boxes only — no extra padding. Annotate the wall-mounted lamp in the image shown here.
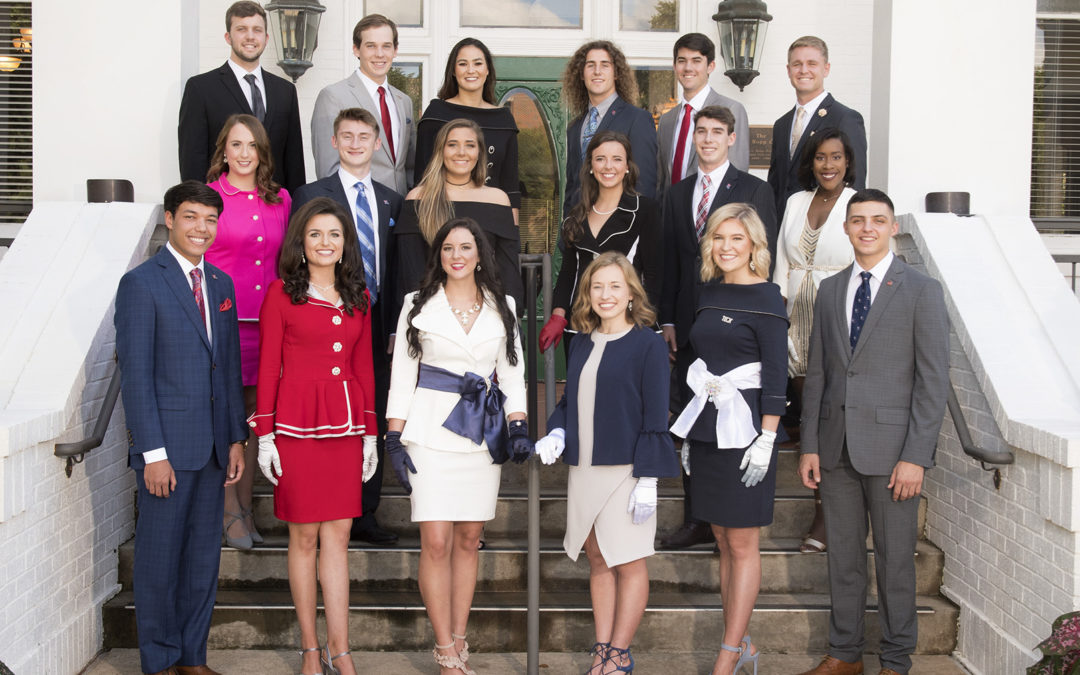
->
[12,27,30,53]
[0,55,21,72]
[713,0,772,91]
[264,0,325,82]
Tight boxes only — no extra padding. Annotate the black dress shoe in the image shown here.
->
[351,522,398,546]
[659,521,713,549]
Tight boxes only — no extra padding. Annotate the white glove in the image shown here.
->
[627,477,658,525]
[740,429,777,488]
[257,433,282,486]
[362,435,378,483]
[680,443,691,476]
[535,428,566,465]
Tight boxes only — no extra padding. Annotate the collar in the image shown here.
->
[227,59,263,85]
[852,250,894,284]
[356,68,390,100]
[588,92,618,119]
[216,172,255,196]
[338,166,373,194]
[699,160,730,186]
[794,90,829,119]
[682,86,711,110]
[165,241,205,278]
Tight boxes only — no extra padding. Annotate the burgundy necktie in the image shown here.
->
[379,86,396,164]
[190,268,207,335]
[695,174,712,239]
[671,104,693,184]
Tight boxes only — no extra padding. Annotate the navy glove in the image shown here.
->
[386,431,417,495]
[508,419,534,464]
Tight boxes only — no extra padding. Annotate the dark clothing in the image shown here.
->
[548,326,679,478]
[179,62,306,193]
[414,100,521,208]
[688,438,778,527]
[553,193,663,312]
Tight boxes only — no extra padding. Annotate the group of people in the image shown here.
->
[111,3,950,675]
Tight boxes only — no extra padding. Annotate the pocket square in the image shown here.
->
[219,298,233,312]
[389,217,396,228]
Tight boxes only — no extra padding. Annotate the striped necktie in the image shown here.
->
[354,182,377,304]
[695,174,712,239]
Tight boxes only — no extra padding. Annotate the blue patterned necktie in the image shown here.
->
[581,106,600,159]
[849,271,873,351]
[354,182,377,304]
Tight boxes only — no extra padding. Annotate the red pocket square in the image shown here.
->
[219,298,233,312]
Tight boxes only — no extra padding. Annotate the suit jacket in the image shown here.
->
[114,247,248,472]
[767,93,867,220]
[564,96,658,215]
[800,257,949,475]
[311,72,415,194]
[386,289,526,454]
[179,62,306,193]
[658,88,750,189]
[661,164,777,346]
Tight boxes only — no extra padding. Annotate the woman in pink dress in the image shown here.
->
[205,113,292,548]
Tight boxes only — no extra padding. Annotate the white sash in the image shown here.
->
[670,359,761,449]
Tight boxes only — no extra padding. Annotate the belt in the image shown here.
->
[417,363,508,462]
[670,359,761,449]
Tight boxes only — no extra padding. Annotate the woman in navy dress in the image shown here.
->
[669,202,788,675]
[536,252,678,674]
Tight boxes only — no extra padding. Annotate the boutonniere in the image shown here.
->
[219,298,233,312]
[818,108,828,117]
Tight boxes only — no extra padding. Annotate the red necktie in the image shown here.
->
[190,268,207,336]
[379,86,396,164]
[671,104,693,184]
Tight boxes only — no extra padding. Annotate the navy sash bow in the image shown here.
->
[417,363,509,463]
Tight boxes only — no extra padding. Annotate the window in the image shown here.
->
[364,0,423,28]
[460,0,582,29]
[1032,8,1080,227]
[388,62,423,122]
[0,2,29,233]
[620,0,678,32]
[632,65,677,128]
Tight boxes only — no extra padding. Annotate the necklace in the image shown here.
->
[449,301,482,327]
[310,280,336,294]
[592,203,618,216]
[445,178,473,187]
[818,188,843,203]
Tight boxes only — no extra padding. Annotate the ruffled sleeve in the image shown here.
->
[632,332,679,477]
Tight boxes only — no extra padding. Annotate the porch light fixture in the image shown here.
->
[713,0,772,91]
[264,0,325,82]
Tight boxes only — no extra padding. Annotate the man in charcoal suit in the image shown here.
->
[796,189,949,675]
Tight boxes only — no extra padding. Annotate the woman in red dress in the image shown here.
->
[250,198,377,675]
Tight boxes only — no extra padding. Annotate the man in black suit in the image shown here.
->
[659,105,776,549]
[768,36,866,222]
[292,108,403,545]
[179,1,306,193]
[561,40,658,216]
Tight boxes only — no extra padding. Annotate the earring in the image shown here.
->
[628,299,633,311]
[301,252,306,263]
[476,263,482,272]
[749,259,756,271]
[337,257,343,265]
[589,169,594,174]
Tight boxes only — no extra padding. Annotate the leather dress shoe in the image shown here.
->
[351,521,399,546]
[175,666,222,675]
[659,521,713,549]
[795,655,864,675]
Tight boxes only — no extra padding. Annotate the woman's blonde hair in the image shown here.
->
[415,118,488,243]
[570,251,656,333]
[699,203,771,282]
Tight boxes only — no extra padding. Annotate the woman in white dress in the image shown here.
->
[536,252,679,674]
[772,128,857,553]
[386,217,533,675]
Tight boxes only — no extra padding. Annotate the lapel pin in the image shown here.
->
[886,280,893,286]
[211,273,218,279]
[722,315,733,324]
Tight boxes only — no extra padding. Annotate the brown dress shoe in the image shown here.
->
[879,669,903,675]
[795,654,864,675]
[175,667,222,675]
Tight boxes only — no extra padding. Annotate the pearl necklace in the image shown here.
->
[592,204,618,216]
[450,301,482,326]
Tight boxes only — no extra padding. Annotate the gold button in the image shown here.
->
[255,284,261,290]
[255,260,262,266]
[257,236,264,242]
[253,215,259,221]
[333,342,343,352]
[332,316,342,325]
[247,194,254,200]
[331,366,341,376]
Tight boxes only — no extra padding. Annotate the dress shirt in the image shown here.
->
[338,167,381,291]
[357,68,399,154]
[670,86,712,175]
[792,89,829,128]
[226,59,266,113]
[144,242,212,464]
[845,251,894,328]
[579,92,618,148]
[692,160,729,219]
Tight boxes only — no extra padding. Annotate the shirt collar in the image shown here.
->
[338,166,373,194]
[795,90,829,119]
[682,86,711,110]
[165,240,205,277]
[852,250,894,283]
[227,58,263,85]
[699,160,730,186]
[356,68,389,100]
[589,92,619,119]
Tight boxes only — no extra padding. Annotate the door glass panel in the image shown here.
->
[633,65,678,127]
[364,0,423,27]
[388,62,423,121]
[461,0,582,28]
[621,0,679,31]
[503,88,559,254]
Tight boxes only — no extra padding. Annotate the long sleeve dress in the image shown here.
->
[205,173,291,385]
[548,326,678,566]
[249,280,377,523]
[679,280,788,528]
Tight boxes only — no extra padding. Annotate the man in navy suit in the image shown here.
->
[178,1,306,192]
[767,36,866,222]
[561,40,658,216]
[659,105,776,549]
[292,107,404,545]
[115,181,248,675]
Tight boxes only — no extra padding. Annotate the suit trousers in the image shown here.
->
[358,305,390,525]
[134,453,225,674]
[820,445,919,674]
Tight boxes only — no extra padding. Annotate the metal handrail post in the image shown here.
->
[519,253,544,675]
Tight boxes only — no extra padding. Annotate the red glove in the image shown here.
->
[538,314,568,352]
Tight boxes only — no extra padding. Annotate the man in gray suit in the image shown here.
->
[311,14,414,193]
[658,33,749,190]
[797,189,949,675]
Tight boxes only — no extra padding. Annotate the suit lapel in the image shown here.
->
[793,94,834,162]
[833,263,854,363]
[260,71,278,133]
[393,87,409,168]
[205,265,225,355]
[347,73,395,166]
[709,164,741,212]
[850,258,905,363]
[217,63,253,115]
[157,250,211,351]
[372,182,394,283]
[598,96,626,133]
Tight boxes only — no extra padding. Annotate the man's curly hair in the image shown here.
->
[561,40,638,117]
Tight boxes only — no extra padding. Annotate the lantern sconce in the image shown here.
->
[263,0,325,82]
[713,0,772,91]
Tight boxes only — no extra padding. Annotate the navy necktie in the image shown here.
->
[354,182,378,304]
[849,271,873,351]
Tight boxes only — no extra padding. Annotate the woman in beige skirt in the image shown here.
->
[537,252,679,674]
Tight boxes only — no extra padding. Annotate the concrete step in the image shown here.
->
[116,537,944,597]
[102,589,959,654]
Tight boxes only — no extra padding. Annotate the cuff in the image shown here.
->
[142,447,168,464]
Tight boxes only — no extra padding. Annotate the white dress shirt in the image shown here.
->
[357,69,399,153]
[845,251,895,329]
[338,166,382,290]
[792,89,829,130]
[144,243,212,464]
[227,59,266,114]
[692,160,730,217]
[670,86,712,176]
